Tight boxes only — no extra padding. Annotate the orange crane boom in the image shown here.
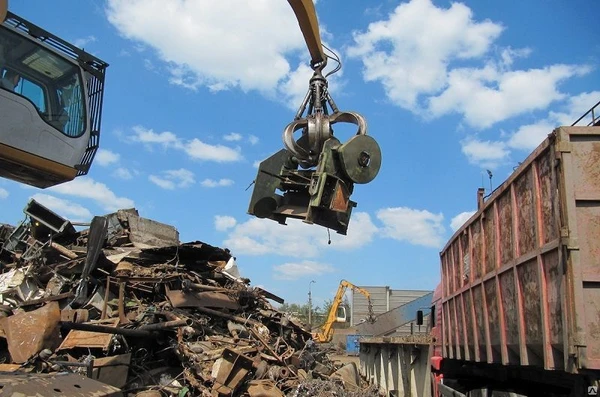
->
[312,279,376,343]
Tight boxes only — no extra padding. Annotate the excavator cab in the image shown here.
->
[335,306,347,323]
[0,11,108,188]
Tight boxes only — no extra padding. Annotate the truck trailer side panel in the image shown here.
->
[440,126,600,375]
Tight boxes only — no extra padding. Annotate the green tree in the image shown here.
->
[278,302,310,324]
[278,298,351,329]
[320,298,333,323]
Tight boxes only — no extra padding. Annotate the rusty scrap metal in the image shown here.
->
[50,360,94,378]
[194,306,263,328]
[0,372,122,396]
[101,276,111,320]
[247,379,285,397]
[181,279,229,292]
[255,287,285,305]
[50,241,79,259]
[166,286,241,310]
[117,279,129,325]
[91,353,132,389]
[0,200,377,396]
[61,321,154,339]
[19,291,74,307]
[138,318,191,331]
[72,216,108,308]
[0,301,61,363]
[60,308,90,323]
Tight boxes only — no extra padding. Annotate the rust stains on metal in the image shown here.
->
[166,286,241,310]
[0,372,122,396]
[0,301,61,363]
[59,318,120,351]
[91,353,131,389]
[0,200,377,396]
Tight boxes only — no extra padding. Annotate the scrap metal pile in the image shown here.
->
[0,199,378,397]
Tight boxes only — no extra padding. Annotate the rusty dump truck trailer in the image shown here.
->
[435,125,600,396]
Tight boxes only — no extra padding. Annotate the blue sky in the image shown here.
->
[2,0,598,308]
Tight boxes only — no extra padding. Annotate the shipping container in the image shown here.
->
[346,334,361,355]
[437,126,600,395]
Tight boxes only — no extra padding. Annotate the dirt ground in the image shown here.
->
[329,354,360,366]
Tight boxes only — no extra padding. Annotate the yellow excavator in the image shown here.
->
[1,0,381,234]
[312,279,376,343]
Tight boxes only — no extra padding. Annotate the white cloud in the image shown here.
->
[508,91,600,151]
[507,122,554,152]
[453,91,600,166]
[149,168,195,190]
[330,212,378,249]
[347,0,502,112]
[253,160,261,168]
[200,178,234,188]
[184,139,242,162]
[276,63,317,109]
[273,260,335,280]
[564,91,600,126]
[347,0,591,129]
[222,212,378,257]
[106,0,307,95]
[0,188,8,199]
[376,207,445,248]
[113,167,134,180]
[132,126,179,147]
[95,149,120,166]
[461,137,509,169]
[31,194,93,222]
[224,133,242,142]
[450,211,476,231]
[73,35,97,48]
[131,126,243,162]
[276,61,344,110]
[165,169,195,187]
[48,177,134,212]
[214,215,237,231]
[429,64,590,129]
[499,47,532,68]
[248,135,259,145]
[148,175,175,190]
[143,59,156,71]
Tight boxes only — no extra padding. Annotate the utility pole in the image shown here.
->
[308,280,315,330]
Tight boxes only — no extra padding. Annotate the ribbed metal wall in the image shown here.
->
[392,314,430,336]
[351,286,432,330]
[389,289,429,310]
[352,286,388,326]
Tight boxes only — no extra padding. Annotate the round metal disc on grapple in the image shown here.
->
[338,135,382,184]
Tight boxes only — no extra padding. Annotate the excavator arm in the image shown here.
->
[0,0,6,22]
[287,0,326,68]
[313,280,375,343]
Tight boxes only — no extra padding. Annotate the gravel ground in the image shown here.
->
[287,379,382,397]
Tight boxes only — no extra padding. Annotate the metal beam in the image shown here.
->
[357,292,433,336]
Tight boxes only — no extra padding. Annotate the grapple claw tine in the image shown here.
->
[248,43,381,235]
